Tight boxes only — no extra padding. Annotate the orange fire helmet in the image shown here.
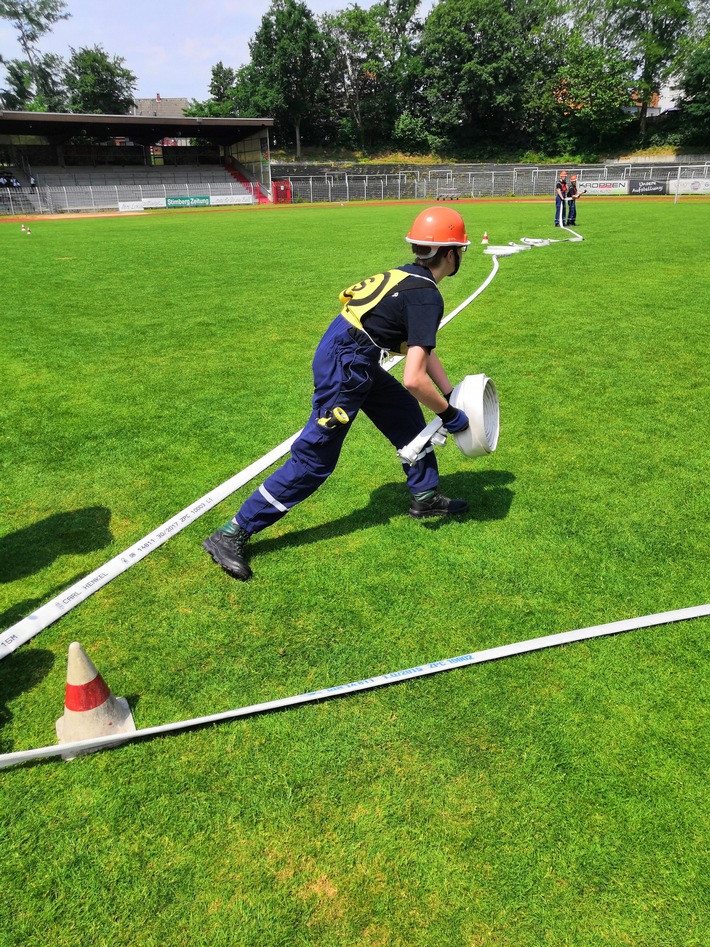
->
[405,206,470,248]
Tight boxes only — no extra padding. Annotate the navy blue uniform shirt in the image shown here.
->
[360,263,443,353]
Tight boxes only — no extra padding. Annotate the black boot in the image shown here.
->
[202,523,252,580]
[408,490,468,519]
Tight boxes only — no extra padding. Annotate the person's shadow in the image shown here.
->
[0,573,90,630]
[0,648,55,753]
[253,469,515,554]
[0,507,113,585]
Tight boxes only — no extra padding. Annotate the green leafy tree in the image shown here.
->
[321,0,421,150]
[209,61,236,105]
[185,62,238,117]
[0,0,69,67]
[0,0,69,107]
[677,37,710,143]
[542,31,635,149]
[234,0,326,157]
[613,0,692,136]
[568,0,693,136]
[0,58,33,107]
[1,50,65,109]
[418,0,564,149]
[320,5,379,150]
[64,45,136,113]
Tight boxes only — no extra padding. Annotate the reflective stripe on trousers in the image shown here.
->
[236,315,439,535]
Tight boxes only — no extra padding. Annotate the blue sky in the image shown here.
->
[0,0,415,102]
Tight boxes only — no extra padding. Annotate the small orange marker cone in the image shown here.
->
[56,641,135,759]
[482,232,488,245]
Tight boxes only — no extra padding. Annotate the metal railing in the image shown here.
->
[282,165,710,203]
[1,164,708,215]
[0,180,255,215]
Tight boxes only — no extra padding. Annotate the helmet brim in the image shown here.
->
[405,236,471,248]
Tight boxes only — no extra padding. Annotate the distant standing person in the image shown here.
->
[567,174,580,225]
[554,170,568,226]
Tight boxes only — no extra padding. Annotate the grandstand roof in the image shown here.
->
[0,111,273,147]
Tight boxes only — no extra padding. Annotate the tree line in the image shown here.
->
[0,0,136,114]
[2,0,708,158]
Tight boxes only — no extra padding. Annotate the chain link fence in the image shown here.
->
[1,164,708,215]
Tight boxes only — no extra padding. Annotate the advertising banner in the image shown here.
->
[134,195,256,210]
[629,180,666,195]
[165,195,210,207]
[209,194,254,205]
[667,178,710,195]
[579,180,628,196]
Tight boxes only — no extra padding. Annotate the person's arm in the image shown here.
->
[426,350,454,398]
[402,345,449,413]
[404,346,469,433]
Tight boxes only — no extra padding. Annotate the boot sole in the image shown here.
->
[201,537,252,581]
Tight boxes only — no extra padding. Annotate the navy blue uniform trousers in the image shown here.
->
[555,195,567,226]
[236,315,440,535]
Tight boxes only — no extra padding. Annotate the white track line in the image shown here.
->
[1,603,707,769]
[1,259,501,658]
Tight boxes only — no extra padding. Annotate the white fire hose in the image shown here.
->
[1,259,504,658]
[398,374,500,465]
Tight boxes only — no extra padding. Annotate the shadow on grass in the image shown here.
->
[253,468,515,554]
[0,648,55,752]
[0,507,113,583]
[0,573,90,631]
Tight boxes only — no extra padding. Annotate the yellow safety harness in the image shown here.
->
[339,269,435,356]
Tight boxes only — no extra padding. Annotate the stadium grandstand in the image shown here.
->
[2,107,708,214]
[0,110,274,214]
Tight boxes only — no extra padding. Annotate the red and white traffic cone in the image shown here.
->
[481,232,488,245]
[56,641,135,759]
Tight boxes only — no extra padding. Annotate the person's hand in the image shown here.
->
[444,408,470,433]
[437,404,470,433]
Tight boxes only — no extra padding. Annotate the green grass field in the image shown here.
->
[1,198,709,946]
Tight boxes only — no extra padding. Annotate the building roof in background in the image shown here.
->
[0,111,273,147]
[132,95,191,118]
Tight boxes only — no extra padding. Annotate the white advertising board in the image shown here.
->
[209,194,255,205]
[118,201,144,212]
[667,178,710,195]
[579,180,628,195]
